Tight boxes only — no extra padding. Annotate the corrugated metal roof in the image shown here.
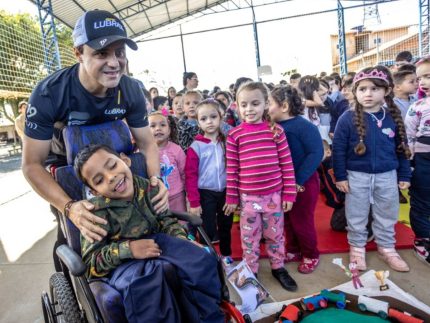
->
[29,0,230,39]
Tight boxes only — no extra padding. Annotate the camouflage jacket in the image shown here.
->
[81,175,187,279]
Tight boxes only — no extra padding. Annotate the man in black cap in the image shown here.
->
[22,10,168,268]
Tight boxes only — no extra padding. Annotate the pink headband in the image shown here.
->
[353,69,389,84]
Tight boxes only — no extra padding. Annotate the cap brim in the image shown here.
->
[86,35,138,51]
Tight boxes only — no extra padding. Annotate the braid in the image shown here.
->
[265,111,282,138]
[353,103,367,155]
[385,95,411,159]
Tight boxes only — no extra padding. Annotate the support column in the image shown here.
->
[251,4,261,80]
[179,24,187,72]
[337,0,347,75]
[419,0,430,57]
[36,0,62,73]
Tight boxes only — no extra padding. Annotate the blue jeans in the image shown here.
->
[410,153,430,239]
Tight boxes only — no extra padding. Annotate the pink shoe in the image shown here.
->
[349,246,367,271]
[378,247,410,272]
[298,257,319,274]
[285,252,302,263]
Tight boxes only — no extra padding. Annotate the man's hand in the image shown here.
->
[398,181,410,190]
[129,239,161,259]
[283,201,293,212]
[150,179,169,214]
[189,206,202,217]
[336,180,350,193]
[223,203,237,216]
[68,200,107,243]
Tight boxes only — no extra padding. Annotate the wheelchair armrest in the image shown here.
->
[171,211,203,226]
[56,244,87,277]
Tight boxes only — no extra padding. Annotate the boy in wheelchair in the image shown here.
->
[74,143,225,323]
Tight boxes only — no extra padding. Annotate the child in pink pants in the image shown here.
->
[225,82,298,292]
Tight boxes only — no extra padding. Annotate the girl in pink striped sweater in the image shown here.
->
[224,82,298,291]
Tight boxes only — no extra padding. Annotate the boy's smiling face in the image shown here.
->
[81,149,134,200]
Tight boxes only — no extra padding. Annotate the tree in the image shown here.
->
[0,11,75,121]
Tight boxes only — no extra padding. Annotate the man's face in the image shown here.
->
[75,41,127,96]
[188,75,199,89]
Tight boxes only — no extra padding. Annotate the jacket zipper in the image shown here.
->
[215,142,221,191]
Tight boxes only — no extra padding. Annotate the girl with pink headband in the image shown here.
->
[333,65,411,272]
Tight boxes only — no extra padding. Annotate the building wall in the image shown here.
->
[331,25,418,73]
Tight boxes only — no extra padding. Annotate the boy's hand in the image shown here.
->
[129,239,161,259]
[336,180,350,193]
[189,206,202,217]
[223,203,237,216]
[69,200,107,243]
[150,178,169,214]
[283,201,293,212]
[398,182,410,190]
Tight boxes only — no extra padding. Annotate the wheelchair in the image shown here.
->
[40,120,250,323]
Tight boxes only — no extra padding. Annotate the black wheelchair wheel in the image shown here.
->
[49,273,81,323]
[41,291,55,323]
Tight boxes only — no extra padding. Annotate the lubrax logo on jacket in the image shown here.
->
[105,107,126,116]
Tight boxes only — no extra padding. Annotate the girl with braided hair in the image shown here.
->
[333,65,411,272]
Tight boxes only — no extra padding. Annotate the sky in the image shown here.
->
[1,0,419,93]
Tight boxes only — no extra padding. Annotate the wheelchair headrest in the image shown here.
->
[63,120,133,165]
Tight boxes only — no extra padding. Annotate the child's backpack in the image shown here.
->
[318,158,345,210]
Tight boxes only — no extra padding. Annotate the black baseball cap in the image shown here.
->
[72,10,138,51]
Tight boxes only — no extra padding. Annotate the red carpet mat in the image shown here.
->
[220,195,414,260]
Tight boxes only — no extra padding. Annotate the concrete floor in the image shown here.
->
[1,148,429,323]
[229,249,430,308]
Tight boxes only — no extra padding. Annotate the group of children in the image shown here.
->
[75,57,430,321]
[144,81,328,292]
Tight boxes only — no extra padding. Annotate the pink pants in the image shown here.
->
[240,191,285,273]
